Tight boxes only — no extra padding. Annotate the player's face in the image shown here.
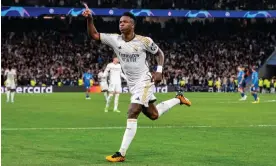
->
[119,16,134,34]
[113,57,119,64]
[237,67,241,71]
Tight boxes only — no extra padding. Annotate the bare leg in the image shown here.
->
[142,98,180,120]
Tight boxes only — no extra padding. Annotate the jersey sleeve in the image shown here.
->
[143,37,159,54]
[100,33,119,48]
[103,64,111,77]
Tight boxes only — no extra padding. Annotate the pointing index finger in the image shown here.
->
[83,2,89,9]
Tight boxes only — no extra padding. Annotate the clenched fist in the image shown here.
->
[153,72,162,85]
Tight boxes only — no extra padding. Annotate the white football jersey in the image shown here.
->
[100,33,159,87]
[5,69,16,81]
[104,62,126,84]
[98,71,107,83]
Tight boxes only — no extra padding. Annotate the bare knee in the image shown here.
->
[128,104,142,119]
[142,105,159,121]
[128,110,139,119]
[149,113,158,120]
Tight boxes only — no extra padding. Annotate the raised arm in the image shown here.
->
[82,4,100,40]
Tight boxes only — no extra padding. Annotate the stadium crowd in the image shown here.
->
[1,17,276,92]
[2,0,276,10]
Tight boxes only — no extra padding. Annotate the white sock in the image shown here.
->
[6,90,10,102]
[104,92,108,101]
[105,94,113,108]
[11,92,15,102]
[156,98,180,117]
[114,94,119,110]
[119,119,137,156]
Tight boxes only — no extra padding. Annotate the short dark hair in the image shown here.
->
[122,12,136,24]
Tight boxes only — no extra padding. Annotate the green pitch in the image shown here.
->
[1,93,276,166]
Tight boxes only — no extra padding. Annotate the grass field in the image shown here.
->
[1,92,276,166]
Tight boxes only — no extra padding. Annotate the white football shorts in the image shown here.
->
[129,80,156,107]
[6,80,16,89]
[108,83,122,93]
[100,82,108,91]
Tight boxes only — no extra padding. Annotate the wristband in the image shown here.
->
[156,66,163,73]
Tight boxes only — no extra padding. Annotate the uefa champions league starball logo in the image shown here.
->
[109,9,114,15]
[225,12,230,17]
[49,8,54,14]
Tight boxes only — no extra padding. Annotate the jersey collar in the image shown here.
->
[122,34,136,42]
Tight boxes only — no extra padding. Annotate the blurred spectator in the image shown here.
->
[1,17,276,88]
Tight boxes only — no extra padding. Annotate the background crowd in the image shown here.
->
[1,5,276,92]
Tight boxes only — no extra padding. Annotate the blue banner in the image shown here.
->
[1,6,276,18]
